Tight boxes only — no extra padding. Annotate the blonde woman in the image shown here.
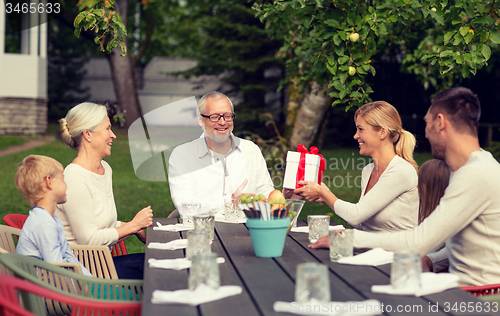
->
[55,102,153,279]
[297,101,419,247]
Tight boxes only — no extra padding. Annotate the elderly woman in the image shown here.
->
[55,102,153,279]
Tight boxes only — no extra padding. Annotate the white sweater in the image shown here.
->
[334,155,418,232]
[55,161,120,248]
[354,150,500,286]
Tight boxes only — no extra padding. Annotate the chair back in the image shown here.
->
[0,274,141,316]
[111,240,128,256]
[0,253,143,301]
[70,244,119,279]
[3,214,28,229]
[0,225,21,276]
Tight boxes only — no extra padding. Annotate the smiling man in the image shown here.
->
[350,87,500,286]
[168,91,275,215]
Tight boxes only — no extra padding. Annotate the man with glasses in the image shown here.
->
[168,91,275,215]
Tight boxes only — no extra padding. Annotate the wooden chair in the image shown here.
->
[0,253,143,305]
[0,274,141,316]
[4,213,129,257]
[70,244,118,279]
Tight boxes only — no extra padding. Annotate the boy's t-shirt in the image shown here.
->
[16,206,93,277]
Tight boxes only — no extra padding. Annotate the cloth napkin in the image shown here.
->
[273,299,382,315]
[337,248,394,266]
[149,257,225,270]
[148,239,188,250]
[151,284,242,305]
[153,222,194,232]
[290,225,344,233]
[371,272,460,296]
[214,213,247,224]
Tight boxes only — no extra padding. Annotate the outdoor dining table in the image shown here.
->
[142,217,496,316]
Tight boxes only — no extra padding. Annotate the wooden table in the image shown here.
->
[142,218,496,316]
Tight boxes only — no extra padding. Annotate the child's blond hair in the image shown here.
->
[14,155,64,207]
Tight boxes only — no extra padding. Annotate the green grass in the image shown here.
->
[0,126,433,253]
[0,136,31,151]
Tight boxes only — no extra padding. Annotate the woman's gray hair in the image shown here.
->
[59,102,108,150]
[197,91,234,115]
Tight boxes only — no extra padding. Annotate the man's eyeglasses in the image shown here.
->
[200,113,235,122]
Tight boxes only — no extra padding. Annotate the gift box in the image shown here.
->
[283,145,326,190]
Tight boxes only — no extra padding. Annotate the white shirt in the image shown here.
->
[168,134,275,214]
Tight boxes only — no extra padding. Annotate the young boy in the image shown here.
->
[14,155,92,277]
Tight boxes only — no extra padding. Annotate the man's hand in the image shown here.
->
[421,256,433,272]
[233,179,255,200]
[136,229,147,244]
[308,235,329,249]
[294,181,324,202]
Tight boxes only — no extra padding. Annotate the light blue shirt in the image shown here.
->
[16,207,93,277]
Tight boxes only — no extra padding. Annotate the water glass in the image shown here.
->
[186,231,211,260]
[188,252,220,291]
[391,250,421,292]
[180,203,201,224]
[224,199,241,222]
[193,214,215,242]
[329,229,353,261]
[295,262,331,303]
[308,215,330,243]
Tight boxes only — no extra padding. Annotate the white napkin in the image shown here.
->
[290,225,344,233]
[153,222,194,232]
[149,257,225,270]
[152,284,242,305]
[371,272,459,296]
[337,248,394,266]
[273,299,382,315]
[148,239,188,250]
[214,213,247,224]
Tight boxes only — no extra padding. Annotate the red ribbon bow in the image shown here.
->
[295,144,326,188]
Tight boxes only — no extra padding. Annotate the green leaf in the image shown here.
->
[94,36,100,44]
[335,45,345,56]
[356,66,366,74]
[421,8,429,18]
[481,45,491,61]
[74,28,81,38]
[333,34,341,45]
[74,13,86,28]
[362,64,371,71]
[471,16,492,25]
[378,23,388,35]
[338,31,347,41]
[324,19,339,28]
[442,65,453,74]
[329,92,340,98]
[459,26,469,37]
[338,56,349,64]
[327,56,336,66]
[480,32,489,43]
[451,20,461,25]
[332,99,344,106]
[428,10,444,25]
[389,14,398,23]
[332,80,344,91]
[464,32,474,44]
[119,42,127,57]
[350,91,363,98]
[339,88,348,99]
[369,65,376,76]
[439,50,454,57]
[490,31,500,44]
[327,63,337,75]
[339,72,348,84]
[464,53,472,63]
[455,54,464,64]
[444,31,455,44]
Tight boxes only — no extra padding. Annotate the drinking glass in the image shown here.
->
[224,198,241,222]
[193,214,215,242]
[295,262,331,303]
[308,215,330,243]
[180,203,201,224]
[391,250,421,292]
[186,231,211,260]
[329,229,353,261]
[188,252,220,291]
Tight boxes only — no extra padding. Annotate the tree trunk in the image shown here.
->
[106,0,143,128]
[289,82,332,149]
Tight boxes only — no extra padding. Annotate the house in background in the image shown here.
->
[0,7,48,135]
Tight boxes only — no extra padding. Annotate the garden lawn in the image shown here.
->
[0,127,432,253]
